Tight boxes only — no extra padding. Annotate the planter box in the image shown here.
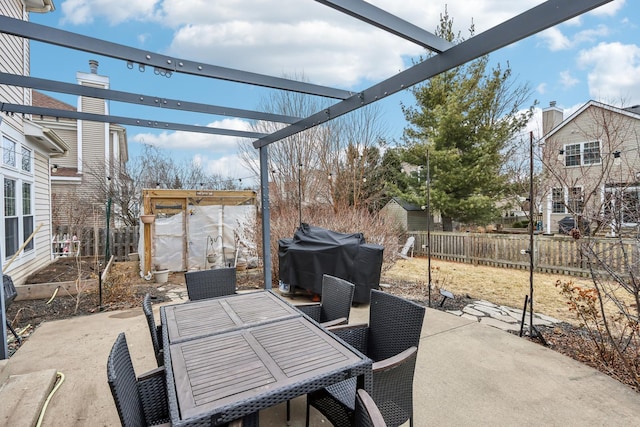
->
[15,279,98,301]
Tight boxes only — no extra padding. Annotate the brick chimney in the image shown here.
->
[542,101,563,136]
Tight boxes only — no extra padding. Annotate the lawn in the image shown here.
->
[381,257,606,325]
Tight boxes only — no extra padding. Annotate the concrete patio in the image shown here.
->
[1,290,639,426]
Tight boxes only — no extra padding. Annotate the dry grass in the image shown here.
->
[381,257,626,326]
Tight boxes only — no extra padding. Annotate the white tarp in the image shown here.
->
[138,204,255,273]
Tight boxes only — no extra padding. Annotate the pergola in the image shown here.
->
[0,0,613,289]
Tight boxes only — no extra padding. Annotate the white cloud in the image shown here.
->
[536,83,547,95]
[130,118,252,152]
[60,0,159,25]
[559,70,579,89]
[537,25,609,52]
[198,154,257,183]
[57,0,554,88]
[577,42,640,105]
[537,27,572,51]
[589,0,625,17]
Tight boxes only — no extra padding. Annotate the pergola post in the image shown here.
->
[260,146,272,289]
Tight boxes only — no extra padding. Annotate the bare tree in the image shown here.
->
[82,144,240,227]
[542,101,640,389]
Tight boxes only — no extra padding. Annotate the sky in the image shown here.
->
[26,0,640,185]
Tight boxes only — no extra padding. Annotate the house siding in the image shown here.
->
[381,199,408,230]
[543,102,640,234]
[407,211,428,231]
[1,2,58,284]
[0,1,27,133]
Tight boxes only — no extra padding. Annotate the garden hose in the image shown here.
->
[35,371,65,427]
[46,287,60,305]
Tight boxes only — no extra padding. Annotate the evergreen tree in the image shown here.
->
[402,10,534,230]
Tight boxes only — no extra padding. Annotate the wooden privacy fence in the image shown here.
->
[52,226,139,261]
[407,231,640,278]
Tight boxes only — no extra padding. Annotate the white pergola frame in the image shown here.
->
[0,0,613,289]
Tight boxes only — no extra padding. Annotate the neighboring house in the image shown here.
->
[381,197,432,232]
[1,0,66,285]
[541,100,640,236]
[33,60,129,230]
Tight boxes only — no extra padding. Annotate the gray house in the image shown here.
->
[381,197,430,232]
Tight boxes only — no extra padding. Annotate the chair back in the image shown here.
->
[371,347,418,426]
[355,389,387,427]
[142,294,162,366]
[367,290,425,362]
[107,333,146,427]
[320,275,355,323]
[185,267,237,301]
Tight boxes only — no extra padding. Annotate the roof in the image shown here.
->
[32,90,75,111]
[390,197,424,212]
[543,100,640,140]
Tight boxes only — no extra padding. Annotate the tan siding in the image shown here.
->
[381,200,408,231]
[53,127,79,169]
[81,96,105,114]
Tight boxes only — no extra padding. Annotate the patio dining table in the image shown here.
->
[160,290,372,426]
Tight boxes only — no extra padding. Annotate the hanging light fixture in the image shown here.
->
[613,151,622,166]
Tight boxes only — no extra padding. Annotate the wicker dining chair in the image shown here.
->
[296,274,355,327]
[355,389,387,427]
[142,293,163,366]
[107,332,170,427]
[184,267,237,301]
[306,289,425,427]
[286,275,355,422]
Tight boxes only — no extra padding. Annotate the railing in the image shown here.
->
[407,231,640,278]
[52,226,139,261]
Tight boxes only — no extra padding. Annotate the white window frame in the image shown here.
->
[2,136,17,168]
[552,187,565,214]
[562,141,601,167]
[21,145,32,173]
[605,186,640,227]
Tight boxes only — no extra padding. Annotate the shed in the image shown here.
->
[381,197,429,232]
[139,189,257,275]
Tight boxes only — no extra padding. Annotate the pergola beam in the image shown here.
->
[0,15,353,100]
[0,104,267,139]
[254,0,613,148]
[0,72,300,124]
[315,0,454,53]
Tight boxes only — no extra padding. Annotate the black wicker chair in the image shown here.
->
[107,332,170,427]
[355,389,387,427]
[306,289,425,427]
[296,274,355,327]
[287,275,355,422]
[142,294,163,367]
[184,267,237,301]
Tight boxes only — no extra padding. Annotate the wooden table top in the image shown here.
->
[162,290,301,343]
[168,316,371,423]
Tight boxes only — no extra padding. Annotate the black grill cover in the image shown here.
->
[278,224,383,303]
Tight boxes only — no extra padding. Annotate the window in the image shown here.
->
[568,187,583,213]
[563,141,601,167]
[565,144,580,167]
[23,183,33,251]
[3,137,16,167]
[621,189,640,224]
[583,141,601,165]
[552,188,565,213]
[4,178,18,257]
[21,146,32,172]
